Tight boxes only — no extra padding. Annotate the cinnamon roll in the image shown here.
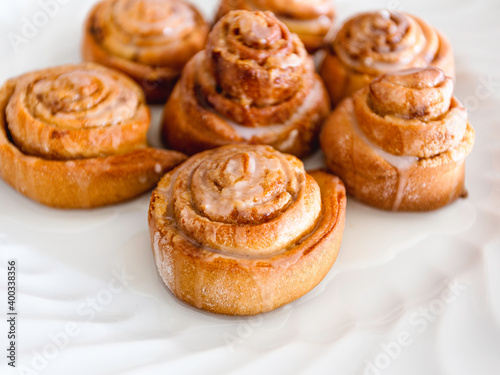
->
[215,0,336,53]
[320,67,474,211]
[82,0,208,103]
[0,63,186,208]
[162,10,330,158]
[320,10,454,106]
[149,145,346,315]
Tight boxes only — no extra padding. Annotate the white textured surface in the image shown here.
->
[1,0,500,374]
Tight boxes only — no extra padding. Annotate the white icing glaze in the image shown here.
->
[350,113,418,171]
[336,13,429,74]
[154,162,162,174]
[227,79,323,140]
[25,69,139,129]
[278,129,299,150]
[378,9,391,20]
[192,150,289,218]
[2,2,492,370]
[267,53,303,69]
[280,14,333,34]
[350,112,418,211]
[155,145,324,259]
[112,0,196,39]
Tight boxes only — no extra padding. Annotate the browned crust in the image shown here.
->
[148,169,346,315]
[320,29,454,107]
[215,0,335,53]
[0,77,187,209]
[162,53,330,158]
[320,98,474,211]
[353,88,465,159]
[82,0,209,103]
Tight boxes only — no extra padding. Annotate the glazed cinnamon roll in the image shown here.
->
[162,10,330,158]
[320,67,474,211]
[320,10,454,106]
[149,145,346,315]
[82,0,208,103]
[215,0,336,53]
[0,63,186,208]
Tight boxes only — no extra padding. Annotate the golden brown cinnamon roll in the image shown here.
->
[149,145,346,315]
[320,67,474,211]
[162,10,330,158]
[82,0,208,103]
[0,63,186,208]
[320,10,454,106]
[215,0,336,53]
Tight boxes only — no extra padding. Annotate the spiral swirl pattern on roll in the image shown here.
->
[320,67,474,211]
[6,64,149,160]
[320,10,454,106]
[162,10,330,158]
[215,0,336,53]
[356,67,467,158]
[83,0,208,102]
[0,63,186,208]
[149,145,346,315]
[167,145,320,257]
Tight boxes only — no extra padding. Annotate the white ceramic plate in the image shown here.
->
[1,1,499,374]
